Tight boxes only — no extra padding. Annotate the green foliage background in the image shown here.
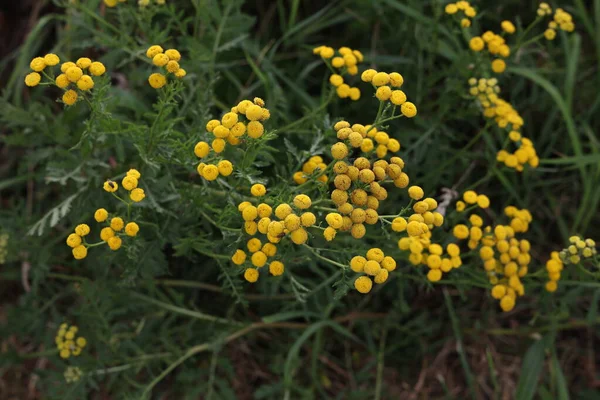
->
[0,0,599,398]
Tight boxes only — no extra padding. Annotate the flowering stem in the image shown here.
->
[513,33,546,53]
[515,16,543,50]
[302,244,348,269]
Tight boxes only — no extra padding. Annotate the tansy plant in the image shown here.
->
[3,0,599,396]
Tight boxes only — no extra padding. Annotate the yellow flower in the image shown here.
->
[361,69,377,82]
[324,226,337,241]
[75,224,90,236]
[56,74,69,88]
[250,184,266,197]
[408,185,424,200]
[66,234,82,248]
[148,73,167,89]
[72,245,88,260]
[372,72,390,87]
[166,60,180,73]
[147,45,164,58]
[375,86,392,101]
[293,194,312,209]
[105,0,118,6]
[461,18,471,28]
[76,57,92,69]
[108,236,122,250]
[62,90,78,106]
[76,75,94,91]
[354,276,373,293]
[24,72,41,87]
[445,4,458,14]
[44,53,60,66]
[400,102,417,118]
[544,29,556,40]
[232,249,247,265]
[110,217,124,231]
[491,59,506,74]
[175,69,187,78]
[244,268,259,282]
[89,62,106,76]
[501,20,516,34]
[125,222,139,237]
[130,188,146,202]
[331,142,349,160]
[247,121,264,138]
[245,105,264,121]
[165,49,181,61]
[251,251,267,267]
[217,160,233,176]
[427,269,442,282]
[390,90,406,105]
[499,295,515,312]
[100,227,115,242]
[269,261,284,276]
[122,175,138,191]
[453,224,469,240]
[60,62,76,73]
[65,66,83,83]
[103,180,118,193]
[469,37,485,52]
[329,74,344,87]
[30,57,46,72]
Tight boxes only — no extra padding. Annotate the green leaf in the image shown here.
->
[515,338,547,400]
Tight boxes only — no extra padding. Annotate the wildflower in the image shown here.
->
[491,59,506,73]
[24,72,41,87]
[56,324,87,359]
[64,366,83,383]
[125,222,139,237]
[408,186,424,200]
[110,217,124,231]
[130,188,146,202]
[400,102,417,118]
[76,75,94,91]
[66,234,82,248]
[469,37,485,51]
[107,236,122,250]
[501,21,516,34]
[244,268,259,282]
[72,245,88,260]
[62,90,78,106]
[75,224,90,236]
[88,62,106,76]
[269,261,284,276]
[148,73,167,89]
[354,276,373,293]
[100,227,115,241]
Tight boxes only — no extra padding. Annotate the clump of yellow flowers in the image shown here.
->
[293,155,329,185]
[232,186,315,282]
[545,7,575,40]
[104,0,166,7]
[313,46,363,100]
[146,45,186,88]
[444,1,477,28]
[453,192,533,312]
[25,54,106,105]
[55,323,87,359]
[545,236,598,292]
[66,169,143,259]
[467,78,539,171]
[195,97,270,181]
[351,248,396,293]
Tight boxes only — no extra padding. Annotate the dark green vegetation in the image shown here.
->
[0,0,599,398]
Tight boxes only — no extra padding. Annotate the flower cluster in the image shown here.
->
[327,154,405,241]
[351,248,396,293]
[196,98,270,181]
[453,195,533,312]
[146,45,186,88]
[467,78,539,171]
[293,155,329,185]
[233,190,315,282]
[64,366,83,383]
[55,323,87,359]
[66,169,143,260]
[545,236,596,292]
[469,30,510,74]
[444,1,477,28]
[536,2,552,17]
[66,224,91,260]
[313,46,363,100]
[334,121,401,159]
[103,169,146,202]
[455,189,490,212]
[25,54,106,105]
[545,7,575,40]
[0,233,8,264]
[360,70,417,118]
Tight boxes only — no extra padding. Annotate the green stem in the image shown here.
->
[303,244,348,269]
